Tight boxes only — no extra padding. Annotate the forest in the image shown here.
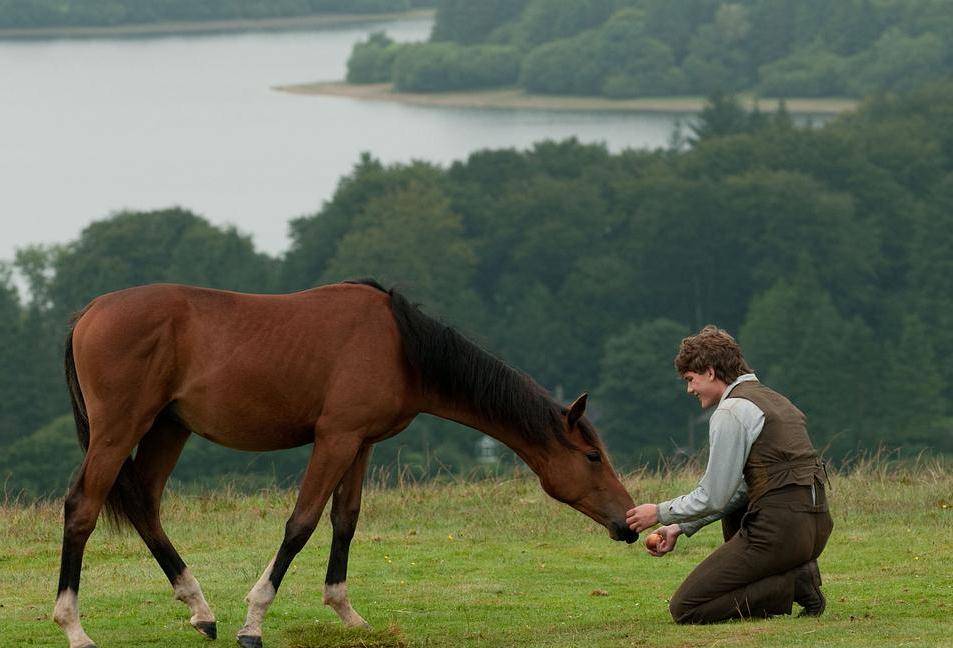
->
[2,81,951,497]
[0,0,435,29]
[347,0,953,98]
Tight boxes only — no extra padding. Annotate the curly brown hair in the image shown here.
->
[674,325,753,384]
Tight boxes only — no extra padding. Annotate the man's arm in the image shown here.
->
[657,401,763,525]
[676,483,749,537]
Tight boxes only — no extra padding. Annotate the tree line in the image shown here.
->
[2,81,952,498]
[347,0,953,98]
[0,0,434,29]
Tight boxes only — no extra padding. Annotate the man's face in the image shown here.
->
[682,368,727,409]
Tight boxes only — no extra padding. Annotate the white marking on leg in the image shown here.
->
[53,589,95,648]
[324,581,369,628]
[172,569,215,626]
[238,557,276,639]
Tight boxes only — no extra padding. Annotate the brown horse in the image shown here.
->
[54,279,637,648]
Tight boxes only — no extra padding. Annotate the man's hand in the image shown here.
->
[626,503,659,533]
[647,524,682,557]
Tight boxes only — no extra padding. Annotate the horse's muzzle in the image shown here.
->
[610,521,639,544]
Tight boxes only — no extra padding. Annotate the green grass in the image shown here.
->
[1,460,950,647]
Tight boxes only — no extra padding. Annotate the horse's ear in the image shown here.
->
[567,392,588,428]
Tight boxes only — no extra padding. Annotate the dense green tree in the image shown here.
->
[597,10,685,97]
[758,48,849,97]
[690,92,748,140]
[320,177,480,322]
[519,31,604,95]
[430,0,529,45]
[819,0,882,56]
[739,265,879,455]
[906,173,953,403]
[681,20,753,93]
[1,250,65,447]
[880,315,946,447]
[392,42,520,92]
[847,29,945,96]
[50,208,277,321]
[508,0,614,50]
[0,415,81,497]
[718,170,874,305]
[594,319,691,459]
[283,156,444,289]
[0,266,25,447]
[346,31,400,83]
[636,0,718,62]
[745,0,797,64]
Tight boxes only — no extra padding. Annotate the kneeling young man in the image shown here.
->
[627,325,832,623]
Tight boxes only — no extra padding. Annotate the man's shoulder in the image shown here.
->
[717,394,765,421]
[730,380,798,406]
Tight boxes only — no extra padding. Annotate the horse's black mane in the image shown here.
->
[344,279,598,448]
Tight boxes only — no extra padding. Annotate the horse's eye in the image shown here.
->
[586,451,602,463]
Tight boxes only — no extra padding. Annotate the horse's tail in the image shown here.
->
[65,318,90,453]
[65,311,153,532]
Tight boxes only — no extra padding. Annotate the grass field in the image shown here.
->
[1,459,950,647]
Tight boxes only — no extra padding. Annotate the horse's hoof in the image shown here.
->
[345,619,372,630]
[237,635,263,648]
[193,620,218,639]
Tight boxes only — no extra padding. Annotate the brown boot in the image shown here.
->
[793,560,825,617]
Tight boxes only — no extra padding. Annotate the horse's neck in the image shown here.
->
[423,401,543,471]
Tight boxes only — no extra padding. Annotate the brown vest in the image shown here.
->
[727,380,825,504]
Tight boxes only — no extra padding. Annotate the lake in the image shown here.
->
[0,15,686,264]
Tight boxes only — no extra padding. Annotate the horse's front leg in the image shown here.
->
[323,444,373,628]
[237,436,362,648]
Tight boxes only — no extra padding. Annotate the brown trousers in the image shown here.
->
[670,483,833,624]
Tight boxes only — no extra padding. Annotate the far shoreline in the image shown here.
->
[0,9,434,39]
[275,81,858,115]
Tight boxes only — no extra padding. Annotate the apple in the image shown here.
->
[645,531,662,552]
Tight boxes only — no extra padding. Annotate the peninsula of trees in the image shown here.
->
[347,0,953,98]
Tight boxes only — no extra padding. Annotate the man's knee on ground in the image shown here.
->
[669,594,695,624]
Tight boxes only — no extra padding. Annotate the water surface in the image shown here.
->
[0,17,680,262]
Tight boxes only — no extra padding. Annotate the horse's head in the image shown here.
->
[532,393,638,544]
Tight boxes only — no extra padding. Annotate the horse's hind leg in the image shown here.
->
[324,444,373,628]
[132,416,216,639]
[238,434,363,648]
[54,439,143,648]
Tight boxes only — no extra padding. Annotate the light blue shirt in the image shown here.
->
[657,374,765,537]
